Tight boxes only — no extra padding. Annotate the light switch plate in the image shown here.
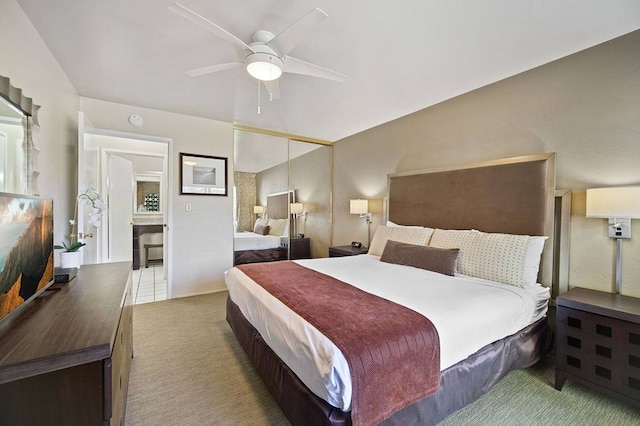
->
[608,217,631,239]
[185,202,192,212]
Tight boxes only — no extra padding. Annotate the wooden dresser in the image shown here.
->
[0,262,133,425]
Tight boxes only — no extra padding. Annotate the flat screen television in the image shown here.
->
[0,192,54,321]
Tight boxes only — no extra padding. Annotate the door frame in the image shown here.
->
[80,124,172,298]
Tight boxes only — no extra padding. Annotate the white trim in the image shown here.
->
[85,126,172,144]
[91,132,173,300]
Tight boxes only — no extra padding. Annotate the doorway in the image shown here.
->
[79,113,171,304]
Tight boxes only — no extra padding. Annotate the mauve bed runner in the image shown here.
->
[237,261,441,426]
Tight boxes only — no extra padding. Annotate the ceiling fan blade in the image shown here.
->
[169,3,255,53]
[263,80,280,100]
[284,56,347,83]
[267,8,328,56]
[185,62,242,77]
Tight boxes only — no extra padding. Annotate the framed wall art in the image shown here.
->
[179,153,228,196]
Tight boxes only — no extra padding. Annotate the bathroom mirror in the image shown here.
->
[134,172,162,214]
[0,76,40,195]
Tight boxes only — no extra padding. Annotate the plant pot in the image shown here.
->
[60,251,81,269]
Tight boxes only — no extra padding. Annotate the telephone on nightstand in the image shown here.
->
[351,241,362,248]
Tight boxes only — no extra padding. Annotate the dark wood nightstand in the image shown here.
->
[282,237,311,260]
[555,287,640,408]
[329,245,369,257]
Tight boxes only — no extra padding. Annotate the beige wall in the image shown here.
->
[333,30,640,297]
[0,0,79,254]
[79,97,234,297]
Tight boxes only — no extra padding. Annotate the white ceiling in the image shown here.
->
[16,0,640,142]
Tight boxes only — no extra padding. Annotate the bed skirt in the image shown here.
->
[233,248,285,265]
[226,296,553,426]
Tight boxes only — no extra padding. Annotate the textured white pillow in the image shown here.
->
[428,229,480,275]
[368,225,434,256]
[469,232,530,287]
[430,229,547,287]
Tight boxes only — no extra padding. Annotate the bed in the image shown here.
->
[225,153,557,425]
[234,192,292,265]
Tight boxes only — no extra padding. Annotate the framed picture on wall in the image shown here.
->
[179,152,228,196]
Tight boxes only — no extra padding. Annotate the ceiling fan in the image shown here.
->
[169,3,347,101]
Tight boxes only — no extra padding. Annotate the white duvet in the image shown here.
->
[225,254,550,412]
[233,232,281,251]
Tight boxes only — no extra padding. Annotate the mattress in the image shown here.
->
[225,254,550,412]
[233,232,281,251]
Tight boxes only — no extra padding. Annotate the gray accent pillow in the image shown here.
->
[254,224,270,235]
[380,240,459,276]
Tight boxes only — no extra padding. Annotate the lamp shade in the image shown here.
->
[350,199,368,214]
[290,203,304,214]
[586,187,640,218]
[253,206,265,214]
[245,53,283,81]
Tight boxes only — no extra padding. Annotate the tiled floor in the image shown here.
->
[132,262,167,304]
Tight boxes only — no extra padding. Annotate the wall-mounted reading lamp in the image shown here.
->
[350,199,372,247]
[290,203,306,237]
[586,186,640,294]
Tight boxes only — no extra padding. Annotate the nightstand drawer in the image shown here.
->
[555,288,640,408]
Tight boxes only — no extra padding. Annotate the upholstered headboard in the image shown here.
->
[267,191,293,220]
[387,153,556,288]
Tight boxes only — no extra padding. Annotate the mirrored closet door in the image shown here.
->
[232,127,332,265]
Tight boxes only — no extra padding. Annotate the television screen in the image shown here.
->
[0,192,54,321]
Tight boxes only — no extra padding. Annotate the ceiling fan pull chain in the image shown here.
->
[257,80,261,114]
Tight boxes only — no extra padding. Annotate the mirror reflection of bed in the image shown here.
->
[233,127,332,265]
[234,191,292,265]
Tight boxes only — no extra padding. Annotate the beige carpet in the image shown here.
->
[125,291,288,425]
[125,291,640,426]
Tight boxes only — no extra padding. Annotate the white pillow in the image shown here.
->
[253,218,269,233]
[267,218,287,236]
[468,231,530,287]
[523,236,548,286]
[430,228,547,287]
[428,229,480,275]
[368,225,434,256]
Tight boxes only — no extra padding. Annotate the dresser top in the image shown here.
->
[0,262,132,384]
[557,287,640,324]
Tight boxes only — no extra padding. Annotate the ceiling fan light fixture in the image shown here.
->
[245,53,283,81]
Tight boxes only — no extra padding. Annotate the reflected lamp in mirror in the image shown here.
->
[290,203,304,215]
[290,203,305,237]
[586,186,640,294]
[253,205,265,218]
[350,199,372,247]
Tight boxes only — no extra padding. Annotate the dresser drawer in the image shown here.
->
[108,277,133,425]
